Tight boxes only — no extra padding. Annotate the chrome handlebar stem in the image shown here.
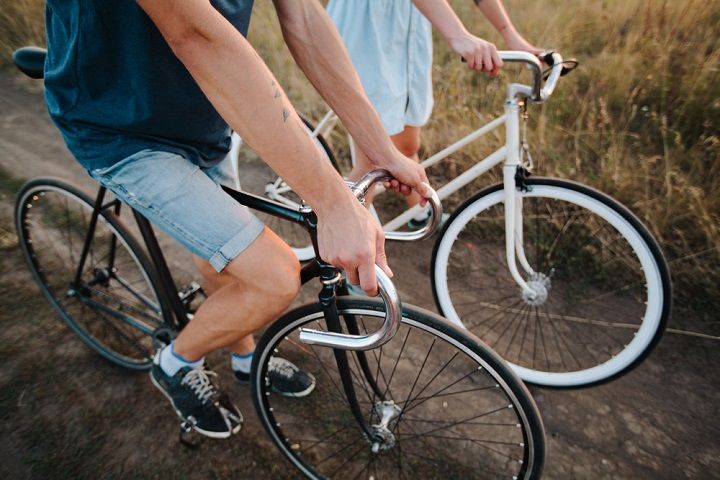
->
[498,51,564,102]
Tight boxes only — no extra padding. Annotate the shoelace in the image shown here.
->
[268,357,298,380]
[181,368,219,404]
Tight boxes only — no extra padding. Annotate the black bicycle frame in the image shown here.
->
[73,183,383,438]
[221,185,385,438]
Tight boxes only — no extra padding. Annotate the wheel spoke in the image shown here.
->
[258,301,539,479]
[436,183,666,385]
[19,185,163,367]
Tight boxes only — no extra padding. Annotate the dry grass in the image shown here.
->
[0,0,44,68]
[1,0,718,317]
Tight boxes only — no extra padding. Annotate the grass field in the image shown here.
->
[1,0,718,318]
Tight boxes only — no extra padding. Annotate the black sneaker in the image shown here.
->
[407,214,431,230]
[407,212,449,230]
[234,357,316,398]
[150,351,243,439]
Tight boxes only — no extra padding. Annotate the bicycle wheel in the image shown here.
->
[15,178,169,369]
[432,177,671,388]
[252,297,545,479]
[237,114,340,261]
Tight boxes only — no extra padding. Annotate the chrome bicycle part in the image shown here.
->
[299,265,401,351]
[298,169,442,350]
[522,272,551,306]
[352,169,444,242]
[499,50,564,102]
[370,400,402,454]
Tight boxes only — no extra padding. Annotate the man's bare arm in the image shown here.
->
[272,0,430,197]
[135,0,388,293]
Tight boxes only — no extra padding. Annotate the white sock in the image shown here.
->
[159,341,204,377]
[412,207,431,222]
[231,352,253,374]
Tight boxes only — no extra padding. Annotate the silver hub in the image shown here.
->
[370,400,402,453]
[522,272,551,306]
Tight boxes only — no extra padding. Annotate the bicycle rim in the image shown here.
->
[16,180,164,369]
[252,298,544,479]
[432,178,670,387]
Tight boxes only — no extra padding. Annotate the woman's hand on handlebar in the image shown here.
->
[371,148,433,206]
[451,33,503,76]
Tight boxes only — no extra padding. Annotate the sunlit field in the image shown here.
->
[1,0,718,319]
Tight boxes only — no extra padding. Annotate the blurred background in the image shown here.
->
[0,0,718,478]
[2,0,717,321]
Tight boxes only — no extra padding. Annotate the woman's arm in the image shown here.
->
[474,0,542,54]
[411,0,502,74]
[412,0,542,74]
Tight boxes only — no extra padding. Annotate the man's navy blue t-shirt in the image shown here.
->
[45,0,254,170]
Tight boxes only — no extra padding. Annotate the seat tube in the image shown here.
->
[73,186,107,287]
[503,101,535,297]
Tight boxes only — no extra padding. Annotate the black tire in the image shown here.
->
[431,177,672,388]
[252,297,545,479]
[15,178,170,370]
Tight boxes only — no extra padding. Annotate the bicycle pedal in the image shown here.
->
[178,420,202,449]
[178,281,204,301]
[151,327,177,351]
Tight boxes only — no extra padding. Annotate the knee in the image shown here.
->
[395,138,421,159]
[223,229,301,312]
[391,128,422,159]
[271,254,301,308]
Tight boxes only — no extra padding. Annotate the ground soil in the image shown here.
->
[0,74,718,479]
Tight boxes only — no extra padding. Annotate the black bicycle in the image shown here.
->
[13,47,545,479]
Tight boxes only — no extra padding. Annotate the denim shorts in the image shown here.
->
[89,149,265,272]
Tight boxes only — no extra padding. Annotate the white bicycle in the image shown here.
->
[235,51,672,389]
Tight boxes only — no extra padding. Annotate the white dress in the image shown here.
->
[327,0,434,135]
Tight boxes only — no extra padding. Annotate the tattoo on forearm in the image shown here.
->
[282,108,289,123]
[274,89,281,98]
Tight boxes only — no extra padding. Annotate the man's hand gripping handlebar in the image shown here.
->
[299,170,442,351]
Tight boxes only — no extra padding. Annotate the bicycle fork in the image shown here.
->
[314,262,394,454]
[503,99,543,302]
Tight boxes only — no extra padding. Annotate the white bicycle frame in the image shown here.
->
[233,51,565,299]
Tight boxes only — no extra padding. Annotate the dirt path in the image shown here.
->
[0,74,718,479]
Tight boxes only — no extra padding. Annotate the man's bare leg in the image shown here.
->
[173,227,300,361]
[191,256,256,356]
[189,231,316,396]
